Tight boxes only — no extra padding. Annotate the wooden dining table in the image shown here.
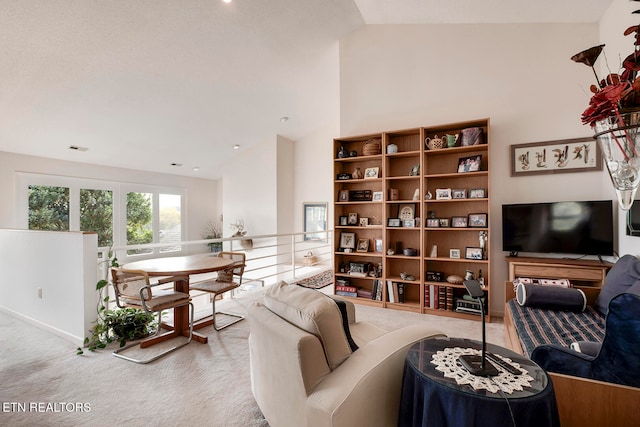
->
[122,253,234,346]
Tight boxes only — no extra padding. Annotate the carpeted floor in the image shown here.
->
[0,286,504,426]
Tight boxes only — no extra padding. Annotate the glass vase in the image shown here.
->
[594,111,640,210]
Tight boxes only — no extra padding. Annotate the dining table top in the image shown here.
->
[122,253,234,276]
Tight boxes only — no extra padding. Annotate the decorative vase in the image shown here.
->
[594,111,640,210]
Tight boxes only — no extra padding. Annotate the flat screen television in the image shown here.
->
[502,200,614,256]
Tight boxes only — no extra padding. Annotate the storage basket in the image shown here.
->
[363,138,381,156]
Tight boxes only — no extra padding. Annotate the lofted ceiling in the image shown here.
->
[0,0,613,180]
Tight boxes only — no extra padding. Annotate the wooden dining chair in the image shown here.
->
[111,267,194,364]
[190,251,246,331]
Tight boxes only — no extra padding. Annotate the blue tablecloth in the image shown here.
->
[398,337,560,427]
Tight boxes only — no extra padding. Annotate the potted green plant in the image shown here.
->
[76,251,157,355]
[204,218,223,253]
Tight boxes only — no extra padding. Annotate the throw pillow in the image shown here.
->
[595,255,640,315]
[217,269,233,282]
[570,341,601,357]
[332,299,358,352]
[263,281,352,370]
[516,283,586,312]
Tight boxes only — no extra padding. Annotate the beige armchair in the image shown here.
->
[247,281,444,427]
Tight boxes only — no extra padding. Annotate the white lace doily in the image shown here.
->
[430,347,534,394]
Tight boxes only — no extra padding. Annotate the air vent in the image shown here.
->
[68,145,88,151]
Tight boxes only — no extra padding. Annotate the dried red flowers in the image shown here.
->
[573,11,640,125]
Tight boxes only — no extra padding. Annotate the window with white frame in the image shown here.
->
[18,173,184,255]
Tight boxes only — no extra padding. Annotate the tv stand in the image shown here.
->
[504,256,613,305]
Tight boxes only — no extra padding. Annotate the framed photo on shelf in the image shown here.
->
[359,217,369,227]
[468,213,488,228]
[364,167,380,179]
[339,232,356,249]
[457,155,482,173]
[402,219,416,228]
[435,188,452,200]
[374,238,383,253]
[451,216,468,228]
[439,218,450,227]
[356,238,370,252]
[398,203,416,220]
[450,248,461,259]
[426,218,440,228]
[348,213,358,225]
[372,191,384,202]
[469,188,486,198]
[387,218,401,227]
[452,189,467,199]
[338,190,349,202]
[339,216,348,226]
[465,247,483,260]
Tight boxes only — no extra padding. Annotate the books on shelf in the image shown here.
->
[336,290,358,297]
[335,285,357,293]
[371,280,383,301]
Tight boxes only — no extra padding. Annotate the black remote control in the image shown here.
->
[486,353,522,375]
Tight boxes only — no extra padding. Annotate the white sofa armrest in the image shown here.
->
[307,324,444,427]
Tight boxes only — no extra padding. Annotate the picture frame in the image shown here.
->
[435,188,452,200]
[398,203,416,220]
[457,155,482,173]
[469,188,486,199]
[452,189,467,199]
[348,212,358,225]
[374,238,383,253]
[372,191,384,202]
[468,213,488,228]
[339,232,356,249]
[303,202,327,242]
[356,238,370,252]
[451,216,468,228]
[465,247,483,260]
[338,190,349,202]
[409,164,420,176]
[364,167,380,179]
[511,137,602,176]
[450,249,461,259]
[359,217,369,227]
[439,218,449,227]
[339,216,348,226]
[426,218,440,228]
[402,219,416,228]
[387,218,401,227]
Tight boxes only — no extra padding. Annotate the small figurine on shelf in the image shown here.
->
[478,269,485,287]
[479,231,487,259]
[465,270,475,281]
[337,145,348,158]
[352,167,363,179]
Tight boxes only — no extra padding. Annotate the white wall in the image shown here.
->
[220,139,278,237]
[0,151,221,244]
[338,23,617,315]
[0,230,97,345]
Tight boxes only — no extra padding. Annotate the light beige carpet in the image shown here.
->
[0,287,504,426]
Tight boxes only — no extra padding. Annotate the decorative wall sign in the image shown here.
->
[511,137,602,176]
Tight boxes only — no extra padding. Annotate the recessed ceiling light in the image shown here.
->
[222,0,232,3]
[171,163,183,167]
[68,145,88,151]
[193,166,200,172]
[233,144,240,150]
[280,116,289,122]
